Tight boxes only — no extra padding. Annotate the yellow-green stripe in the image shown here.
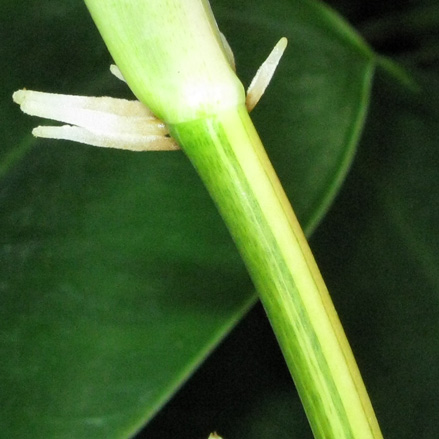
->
[170,105,382,439]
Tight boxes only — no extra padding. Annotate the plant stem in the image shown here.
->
[170,105,383,439]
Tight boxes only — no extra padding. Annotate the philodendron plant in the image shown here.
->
[10,1,387,439]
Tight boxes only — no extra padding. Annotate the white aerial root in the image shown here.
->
[109,64,126,83]
[246,37,288,112]
[12,89,178,151]
[13,38,287,152]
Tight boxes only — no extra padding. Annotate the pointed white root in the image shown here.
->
[246,37,288,112]
[12,89,179,151]
[220,32,236,71]
[110,64,126,83]
[31,125,177,151]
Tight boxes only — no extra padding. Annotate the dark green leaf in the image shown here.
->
[140,69,439,439]
[0,0,374,437]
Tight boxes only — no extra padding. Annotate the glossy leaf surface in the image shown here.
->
[140,71,439,439]
[0,0,375,437]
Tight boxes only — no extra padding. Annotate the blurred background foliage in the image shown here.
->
[142,1,439,438]
[0,0,438,438]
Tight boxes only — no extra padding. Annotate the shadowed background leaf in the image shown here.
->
[138,58,439,439]
[0,0,383,438]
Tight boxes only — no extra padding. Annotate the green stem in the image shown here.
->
[170,105,383,439]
